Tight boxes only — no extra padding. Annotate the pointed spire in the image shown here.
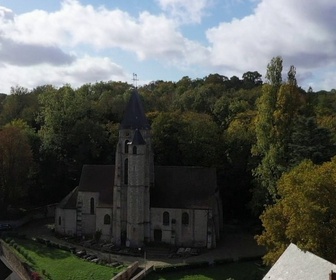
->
[120,90,150,130]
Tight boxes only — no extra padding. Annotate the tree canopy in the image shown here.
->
[0,59,336,233]
[256,158,336,265]
[0,126,33,214]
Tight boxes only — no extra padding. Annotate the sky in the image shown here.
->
[0,0,335,93]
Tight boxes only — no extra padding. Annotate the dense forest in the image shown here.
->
[1,56,336,263]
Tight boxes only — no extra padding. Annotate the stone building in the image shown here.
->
[55,90,223,248]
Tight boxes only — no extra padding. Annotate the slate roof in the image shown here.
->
[120,90,150,130]
[59,165,216,210]
[131,129,146,145]
[78,165,115,207]
[58,165,114,209]
[151,166,217,209]
[58,187,78,209]
[263,243,336,280]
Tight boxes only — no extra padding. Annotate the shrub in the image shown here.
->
[31,271,41,280]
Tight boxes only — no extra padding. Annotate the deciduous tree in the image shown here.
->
[0,126,33,213]
[256,158,336,265]
[252,58,303,210]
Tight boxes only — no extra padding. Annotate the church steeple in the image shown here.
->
[120,90,150,130]
[113,89,153,248]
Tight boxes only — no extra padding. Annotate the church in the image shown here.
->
[55,89,223,248]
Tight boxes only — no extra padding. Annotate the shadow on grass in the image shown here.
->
[15,239,71,260]
[146,261,267,280]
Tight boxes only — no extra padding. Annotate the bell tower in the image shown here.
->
[113,90,153,247]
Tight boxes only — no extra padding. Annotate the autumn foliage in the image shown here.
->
[256,158,336,265]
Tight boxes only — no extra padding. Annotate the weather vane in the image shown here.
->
[132,73,138,88]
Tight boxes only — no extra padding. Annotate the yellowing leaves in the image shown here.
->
[257,158,336,265]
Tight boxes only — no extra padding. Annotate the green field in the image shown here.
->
[147,261,267,280]
[10,238,123,280]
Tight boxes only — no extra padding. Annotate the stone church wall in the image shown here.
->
[55,208,76,236]
[193,209,209,247]
[96,207,113,240]
[81,214,96,236]
[78,191,99,214]
[150,208,210,247]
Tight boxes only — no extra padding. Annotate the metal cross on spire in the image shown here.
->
[132,73,139,88]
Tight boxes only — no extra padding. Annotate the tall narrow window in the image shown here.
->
[133,146,137,155]
[58,216,61,225]
[104,214,111,225]
[163,211,170,226]
[124,159,128,184]
[90,197,94,214]
[182,212,189,225]
[124,140,129,153]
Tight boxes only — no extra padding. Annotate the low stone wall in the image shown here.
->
[0,239,31,280]
[130,264,154,280]
[112,261,139,280]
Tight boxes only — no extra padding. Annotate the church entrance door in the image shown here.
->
[154,229,162,242]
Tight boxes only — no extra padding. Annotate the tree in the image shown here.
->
[221,110,257,220]
[252,58,303,210]
[152,111,221,167]
[256,158,336,265]
[252,57,283,207]
[289,116,336,166]
[265,56,283,87]
[151,112,184,165]
[0,126,33,214]
[242,71,262,89]
[179,111,221,167]
[37,84,116,201]
[0,86,39,128]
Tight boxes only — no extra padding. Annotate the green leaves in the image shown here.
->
[252,57,304,209]
[151,111,221,167]
[257,158,336,265]
[0,126,33,212]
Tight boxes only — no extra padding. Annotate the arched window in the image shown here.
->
[90,197,94,214]
[104,214,111,225]
[133,146,137,155]
[58,216,61,225]
[182,212,189,225]
[124,140,129,153]
[124,159,128,184]
[163,211,170,226]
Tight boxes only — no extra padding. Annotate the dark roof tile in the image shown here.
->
[78,165,115,206]
[120,90,150,130]
[151,166,217,209]
[131,129,146,145]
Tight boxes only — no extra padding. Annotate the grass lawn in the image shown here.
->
[11,238,123,280]
[147,261,268,280]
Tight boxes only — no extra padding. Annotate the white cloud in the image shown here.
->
[0,0,209,92]
[206,0,336,86]
[0,56,127,93]
[157,0,209,24]
[0,1,207,64]
[0,0,336,92]
[0,6,13,20]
